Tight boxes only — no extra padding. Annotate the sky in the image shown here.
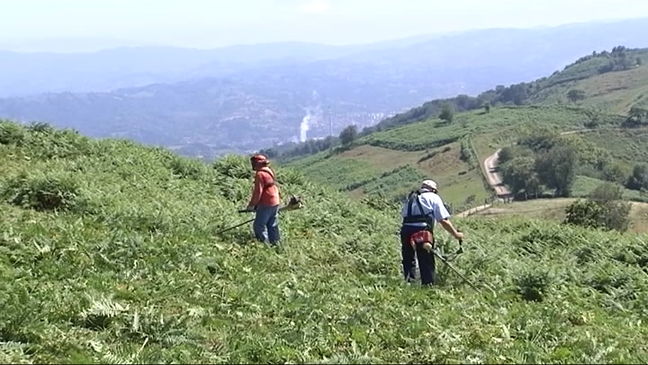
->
[3,0,648,50]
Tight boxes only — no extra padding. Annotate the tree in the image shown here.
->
[518,128,560,153]
[258,147,279,159]
[498,146,515,165]
[565,182,632,232]
[500,157,541,199]
[583,107,602,129]
[567,89,586,102]
[439,103,454,124]
[603,164,627,185]
[483,102,491,114]
[622,106,648,128]
[534,145,578,197]
[625,163,648,191]
[339,124,358,146]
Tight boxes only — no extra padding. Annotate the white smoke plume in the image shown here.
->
[300,111,311,142]
[299,89,321,143]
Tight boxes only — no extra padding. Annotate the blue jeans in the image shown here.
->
[253,205,280,245]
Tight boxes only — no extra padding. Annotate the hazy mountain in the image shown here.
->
[0,42,363,98]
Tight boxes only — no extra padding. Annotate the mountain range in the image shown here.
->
[1,17,648,159]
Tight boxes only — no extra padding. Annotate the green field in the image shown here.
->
[470,198,648,234]
[467,106,625,162]
[573,128,648,169]
[284,141,491,210]
[2,121,648,363]
[530,59,648,114]
[4,46,648,364]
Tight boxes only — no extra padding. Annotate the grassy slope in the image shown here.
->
[283,48,648,211]
[572,128,648,170]
[528,55,648,114]
[3,121,648,363]
[285,140,490,209]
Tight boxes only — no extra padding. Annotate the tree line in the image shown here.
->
[497,128,648,200]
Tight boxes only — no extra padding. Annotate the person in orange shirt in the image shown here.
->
[244,154,282,245]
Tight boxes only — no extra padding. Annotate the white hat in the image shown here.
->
[421,179,438,190]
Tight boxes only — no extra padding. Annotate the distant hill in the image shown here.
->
[280,46,648,212]
[2,19,648,159]
[0,42,363,98]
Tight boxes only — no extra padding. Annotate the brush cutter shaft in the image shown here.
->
[224,196,303,234]
[215,218,254,235]
[431,246,481,293]
[238,195,304,214]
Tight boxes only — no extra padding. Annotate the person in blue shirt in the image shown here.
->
[400,179,464,286]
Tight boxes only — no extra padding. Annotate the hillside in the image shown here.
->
[2,120,648,363]
[280,46,648,213]
[3,19,648,159]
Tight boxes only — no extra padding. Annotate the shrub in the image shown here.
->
[169,156,206,180]
[515,269,553,302]
[564,182,632,232]
[1,172,87,212]
[213,154,251,179]
[0,121,27,146]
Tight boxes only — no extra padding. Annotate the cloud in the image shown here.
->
[298,0,331,14]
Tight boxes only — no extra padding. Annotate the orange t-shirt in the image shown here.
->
[248,167,280,208]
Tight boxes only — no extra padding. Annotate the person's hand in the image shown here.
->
[242,205,255,212]
[453,231,464,240]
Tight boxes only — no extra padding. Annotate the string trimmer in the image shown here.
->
[417,231,482,293]
[430,240,481,293]
[214,195,304,235]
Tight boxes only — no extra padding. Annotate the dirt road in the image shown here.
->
[480,127,612,199]
[456,126,645,217]
[483,149,512,198]
[455,204,493,218]
[455,149,511,218]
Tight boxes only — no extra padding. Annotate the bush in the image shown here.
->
[515,269,553,302]
[212,154,251,179]
[1,172,87,212]
[0,121,27,146]
[564,182,632,232]
[169,156,206,180]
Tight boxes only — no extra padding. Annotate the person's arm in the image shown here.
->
[439,219,463,240]
[246,172,265,209]
[431,196,464,240]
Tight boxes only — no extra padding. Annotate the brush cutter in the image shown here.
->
[430,241,481,293]
[417,232,481,293]
[237,195,304,214]
[214,196,304,235]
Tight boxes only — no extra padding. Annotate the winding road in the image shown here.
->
[479,127,624,201]
[483,148,512,198]
[455,149,511,218]
[456,127,634,218]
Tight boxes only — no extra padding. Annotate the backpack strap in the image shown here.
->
[402,189,435,230]
[258,166,277,189]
